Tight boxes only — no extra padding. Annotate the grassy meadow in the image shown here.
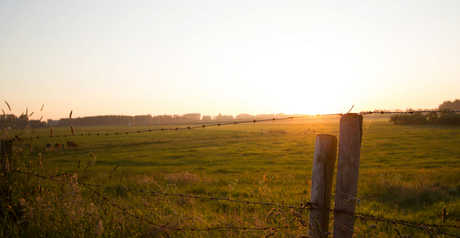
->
[2,115,460,237]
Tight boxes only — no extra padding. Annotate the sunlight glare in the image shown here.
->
[238,44,357,115]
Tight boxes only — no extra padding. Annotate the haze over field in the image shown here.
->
[1,0,460,120]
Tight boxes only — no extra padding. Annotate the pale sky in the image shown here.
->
[1,0,459,120]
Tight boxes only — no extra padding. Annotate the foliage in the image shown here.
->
[389,113,427,125]
[439,99,460,111]
[0,114,47,129]
[436,112,460,125]
[389,112,460,125]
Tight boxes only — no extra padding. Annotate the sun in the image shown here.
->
[236,44,357,115]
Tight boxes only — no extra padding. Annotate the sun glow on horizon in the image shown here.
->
[229,43,360,116]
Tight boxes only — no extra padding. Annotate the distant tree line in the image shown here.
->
[1,114,47,129]
[51,112,293,126]
[389,111,460,125]
[389,99,460,125]
[0,112,302,128]
[52,114,203,127]
[58,115,134,126]
[3,112,300,128]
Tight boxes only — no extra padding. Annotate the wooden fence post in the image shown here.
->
[1,139,12,174]
[333,113,363,238]
[309,134,337,238]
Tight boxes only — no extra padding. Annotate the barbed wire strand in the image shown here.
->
[10,169,305,232]
[11,169,311,210]
[349,212,460,238]
[4,110,460,140]
[328,208,460,237]
[360,110,460,116]
[349,210,460,229]
[32,110,460,140]
[24,115,320,140]
[83,183,303,232]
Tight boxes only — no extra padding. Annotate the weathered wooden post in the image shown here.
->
[333,113,363,238]
[309,134,337,237]
[1,139,13,174]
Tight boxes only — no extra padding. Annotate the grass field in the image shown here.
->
[2,115,460,237]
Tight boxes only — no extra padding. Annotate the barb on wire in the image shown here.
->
[346,105,354,114]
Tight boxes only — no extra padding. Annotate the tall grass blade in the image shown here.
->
[4,101,11,111]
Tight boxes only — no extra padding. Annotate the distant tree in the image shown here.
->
[202,115,212,122]
[17,114,29,129]
[182,113,201,121]
[437,113,460,125]
[439,99,460,111]
[134,115,151,124]
[389,114,400,124]
[389,113,427,125]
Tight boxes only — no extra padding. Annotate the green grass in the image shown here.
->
[1,116,460,237]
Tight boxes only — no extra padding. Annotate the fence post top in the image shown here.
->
[316,134,337,140]
[341,113,362,118]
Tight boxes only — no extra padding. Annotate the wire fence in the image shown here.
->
[3,109,460,237]
[5,109,460,141]
[10,168,460,237]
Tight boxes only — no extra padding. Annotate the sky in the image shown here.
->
[1,0,460,120]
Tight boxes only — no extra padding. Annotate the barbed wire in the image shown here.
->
[11,169,310,210]
[4,109,460,141]
[349,210,460,229]
[70,181,460,235]
[360,110,460,116]
[10,168,306,233]
[82,183,303,233]
[80,181,311,209]
[18,115,323,140]
[329,208,460,236]
[349,212,460,237]
[11,168,460,237]
[5,108,460,237]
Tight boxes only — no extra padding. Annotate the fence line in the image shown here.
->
[10,168,460,237]
[17,114,321,140]
[4,110,460,237]
[360,109,460,115]
[6,109,458,141]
